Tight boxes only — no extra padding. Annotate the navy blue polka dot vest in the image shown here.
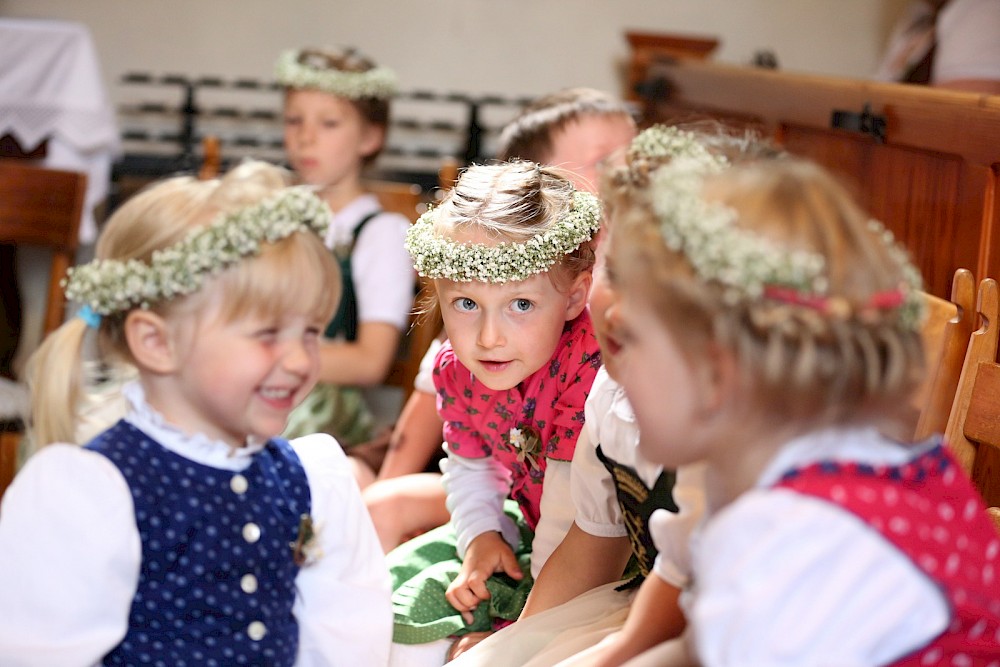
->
[86,421,311,666]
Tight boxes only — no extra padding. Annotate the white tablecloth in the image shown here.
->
[0,18,120,243]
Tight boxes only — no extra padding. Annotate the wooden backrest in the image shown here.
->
[944,278,1000,508]
[0,160,86,336]
[625,55,1000,300]
[913,268,977,440]
[367,180,424,223]
[367,179,441,401]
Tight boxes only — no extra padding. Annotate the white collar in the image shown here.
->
[122,381,267,471]
[755,426,938,489]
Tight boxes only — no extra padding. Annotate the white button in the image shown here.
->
[230,474,248,494]
[240,574,258,594]
[242,523,261,543]
[247,621,267,641]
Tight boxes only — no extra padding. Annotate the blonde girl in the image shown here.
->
[387,161,602,665]
[0,161,391,665]
[276,47,414,460]
[604,155,1000,665]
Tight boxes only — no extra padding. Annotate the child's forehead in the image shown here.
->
[435,272,556,298]
[549,114,636,158]
[283,88,355,112]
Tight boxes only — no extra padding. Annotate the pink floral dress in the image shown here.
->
[433,311,602,529]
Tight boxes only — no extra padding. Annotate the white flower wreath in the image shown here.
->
[274,49,397,100]
[404,190,602,284]
[632,129,924,329]
[64,187,331,316]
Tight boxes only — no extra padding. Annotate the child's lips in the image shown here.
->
[259,386,296,409]
[480,359,512,373]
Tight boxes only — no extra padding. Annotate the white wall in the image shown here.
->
[1,0,910,103]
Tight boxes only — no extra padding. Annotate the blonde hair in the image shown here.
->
[497,87,636,163]
[26,160,340,447]
[433,161,596,290]
[609,159,924,431]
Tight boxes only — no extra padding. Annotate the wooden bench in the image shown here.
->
[625,46,1000,299]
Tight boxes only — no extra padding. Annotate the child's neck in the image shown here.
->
[317,177,366,213]
[703,421,805,512]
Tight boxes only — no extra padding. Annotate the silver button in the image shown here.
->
[242,522,261,543]
[230,474,248,494]
[247,621,267,641]
[240,573,258,594]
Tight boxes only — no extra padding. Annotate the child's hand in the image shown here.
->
[445,531,523,625]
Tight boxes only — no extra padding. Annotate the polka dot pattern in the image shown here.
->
[87,422,310,665]
[778,444,1000,665]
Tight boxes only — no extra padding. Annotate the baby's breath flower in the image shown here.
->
[274,49,397,100]
[627,126,924,331]
[64,187,331,316]
[405,190,601,284]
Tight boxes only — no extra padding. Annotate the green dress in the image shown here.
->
[388,500,535,644]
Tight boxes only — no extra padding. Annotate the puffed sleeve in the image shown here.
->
[0,445,140,667]
[686,488,948,666]
[570,370,627,537]
[351,211,415,331]
[291,434,392,666]
[650,462,706,588]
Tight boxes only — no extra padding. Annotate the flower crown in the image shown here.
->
[64,187,331,316]
[405,190,601,283]
[636,139,924,329]
[274,49,397,100]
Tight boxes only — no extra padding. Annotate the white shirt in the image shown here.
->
[0,383,393,666]
[324,194,414,332]
[933,0,1000,84]
[673,427,949,667]
[573,369,705,588]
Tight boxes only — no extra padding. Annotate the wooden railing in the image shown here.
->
[627,49,1000,298]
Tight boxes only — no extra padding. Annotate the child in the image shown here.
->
[386,161,602,665]
[0,161,392,665]
[275,46,415,463]
[451,125,744,667]
[602,156,1000,664]
[364,87,636,551]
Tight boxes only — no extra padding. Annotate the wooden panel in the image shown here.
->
[964,363,1000,506]
[629,57,1000,297]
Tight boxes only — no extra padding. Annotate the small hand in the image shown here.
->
[445,531,523,625]
[446,631,493,662]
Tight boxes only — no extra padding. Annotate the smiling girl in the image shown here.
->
[0,161,391,665]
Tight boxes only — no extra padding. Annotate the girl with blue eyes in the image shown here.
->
[387,161,603,665]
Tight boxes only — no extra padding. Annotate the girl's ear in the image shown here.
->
[359,122,386,159]
[564,271,593,321]
[697,341,739,418]
[124,310,178,375]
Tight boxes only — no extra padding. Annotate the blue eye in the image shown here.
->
[455,297,477,312]
[512,299,533,313]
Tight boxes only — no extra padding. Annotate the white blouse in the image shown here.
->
[324,193,414,332]
[0,384,392,666]
[573,368,705,588]
[671,427,949,666]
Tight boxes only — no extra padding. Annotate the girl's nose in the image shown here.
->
[477,313,505,349]
[282,338,314,376]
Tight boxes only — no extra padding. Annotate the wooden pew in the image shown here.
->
[626,49,1000,299]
